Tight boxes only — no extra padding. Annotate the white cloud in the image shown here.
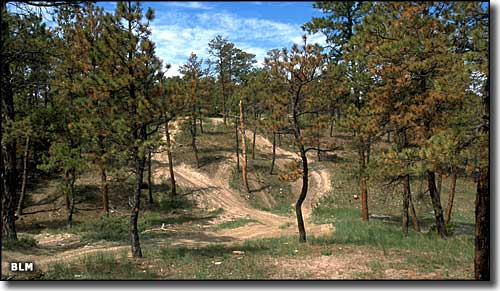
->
[150,10,326,77]
[162,2,212,10]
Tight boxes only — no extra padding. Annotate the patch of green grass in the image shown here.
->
[320,249,332,256]
[157,193,194,212]
[43,251,156,280]
[215,218,260,230]
[2,237,37,251]
[148,243,273,279]
[76,214,129,242]
[145,235,322,279]
[210,207,224,216]
[311,207,474,277]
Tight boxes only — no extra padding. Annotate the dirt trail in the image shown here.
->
[243,128,332,220]
[152,118,333,241]
[3,118,333,271]
[150,119,332,241]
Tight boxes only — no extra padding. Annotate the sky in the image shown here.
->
[97,1,327,77]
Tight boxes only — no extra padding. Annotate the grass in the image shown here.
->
[149,243,273,279]
[2,237,38,251]
[214,218,260,230]
[311,207,474,278]
[43,251,156,280]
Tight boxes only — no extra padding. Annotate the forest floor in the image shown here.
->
[1,118,476,280]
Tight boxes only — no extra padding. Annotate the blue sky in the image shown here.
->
[98,1,327,77]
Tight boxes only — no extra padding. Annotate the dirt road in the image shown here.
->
[2,118,333,270]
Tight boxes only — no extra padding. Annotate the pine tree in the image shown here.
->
[265,36,326,242]
[354,2,472,237]
[179,53,205,168]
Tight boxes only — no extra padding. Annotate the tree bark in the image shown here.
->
[99,162,109,213]
[402,174,410,235]
[1,53,18,240]
[66,168,76,229]
[190,108,200,168]
[16,135,30,216]
[292,87,308,243]
[437,171,443,196]
[427,170,446,238]
[164,120,176,197]
[63,171,71,211]
[235,116,240,173]
[252,127,256,160]
[147,149,153,205]
[270,132,277,175]
[251,109,257,160]
[474,166,489,280]
[295,144,308,243]
[359,144,369,222]
[360,176,369,221]
[239,100,250,192]
[130,146,145,258]
[445,170,457,225]
[409,189,421,232]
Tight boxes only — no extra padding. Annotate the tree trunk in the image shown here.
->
[16,135,30,216]
[66,168,76,229]
[292,92,308,243]
[295,145,309,243]
[147,149,153,205]
[1,56,18,240]
[402,174,410,235]
[252,109,257,160]
[359,145,369,222]
[63,171,71,211]
[198,107,204,134]
[474,166,489,280]
[409,190,421,232]
[426,170,446,238]
[239,100,250,192]
[329,112,335,137]
[222,79,227,126]
[235,116,240,173]
[360,177,369,221]
[130,148,145,258]
[270,132,277,175]
[190,111,200,168]
[252,127,257,160]
[100,162,109,214]
[165,120,176,197]
[437,172,443,196]
[445,170,457,225]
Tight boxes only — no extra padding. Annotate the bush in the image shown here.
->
[77,214,129,242]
